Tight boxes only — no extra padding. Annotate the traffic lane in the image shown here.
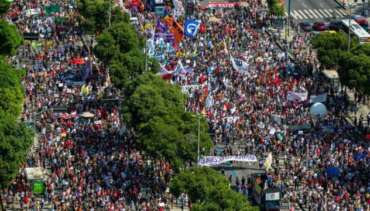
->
[287,0,342,11]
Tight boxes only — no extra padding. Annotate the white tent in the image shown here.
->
[25,167,48,180]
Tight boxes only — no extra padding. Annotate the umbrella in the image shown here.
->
[81,111,95,118]
[326,166,340,178]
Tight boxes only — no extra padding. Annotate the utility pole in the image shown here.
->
[348,3,353,52]
[286,0,292,61]
[287,0,291,38]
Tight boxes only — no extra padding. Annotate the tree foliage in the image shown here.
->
[0,112,34,188]
[267,0,284,16]
[170,167,258,211]
[311,32,370,95]
[0,57,24,117]
[108,21,139,53]
[77,0,110,34]
[0,0,10,15]
[94,31,118,64]
[0,20,23,56]
[123,73,212,170]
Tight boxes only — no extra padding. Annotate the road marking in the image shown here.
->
[296,10,308,19]
[291,11,300,19]
[321,9,333,17]
[337,9,348,16]
[311,9,324,18]
[306,10,318,19]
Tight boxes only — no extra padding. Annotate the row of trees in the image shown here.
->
[311,32,370,95]
[0,4,34,200]
[78,0,256,209]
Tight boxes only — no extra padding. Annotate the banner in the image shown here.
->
[25,8,41,17]
[184,19,201,38]
[309,93,327,103]
[207,2,240,8]
[230,56,249,73]
[164,16,183,44]
[287,90,308,102]
[198,155,258,166]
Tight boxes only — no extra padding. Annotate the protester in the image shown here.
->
[3,0,369,210]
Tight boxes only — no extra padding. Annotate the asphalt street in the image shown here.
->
[284,0,366,22]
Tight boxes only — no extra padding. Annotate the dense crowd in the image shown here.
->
[1,0,369,210]
[2,0,172,210]
[140,1,369,210]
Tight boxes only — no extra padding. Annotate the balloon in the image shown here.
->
[310,102,327,118]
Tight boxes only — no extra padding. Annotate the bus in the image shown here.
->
[341,19,370,44]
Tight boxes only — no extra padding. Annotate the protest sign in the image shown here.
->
[198,155,258,166]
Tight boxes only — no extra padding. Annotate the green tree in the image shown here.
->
[311,32,357,68]
[170,167,258,211]
[108,21,139,53]
[0,57,24,117]
[267,0,284,16]
[108,49,146,90]
[123,73,212,169]
[0,0,10,15]
[352,43,370,57]
[0,112,34,189]
[77,0,110,34]
[123,73,185,125]
[94,31,118,64]
[0,20,23,56]
[338,53,370,95]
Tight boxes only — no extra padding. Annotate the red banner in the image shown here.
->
[207,2,240,8]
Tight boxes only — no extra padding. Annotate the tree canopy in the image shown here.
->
[77,0,110,34]
[0,111,34,189]
[311,32,370,95]
[123,73,212,170]
[0,20,23,56]
[0,0,10,15]
[0,56,25,117]
[170,167,258,211]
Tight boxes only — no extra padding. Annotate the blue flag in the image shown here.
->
[184,19,201,38]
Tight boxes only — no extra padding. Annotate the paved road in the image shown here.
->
[284,0,360,22]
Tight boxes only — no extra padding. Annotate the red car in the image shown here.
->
[352,15,368,28]
[313,22,329,31]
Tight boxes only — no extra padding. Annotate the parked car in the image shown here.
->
[313,22,329,31]
[328,21,343,31]
[299,21,313,32]
[351,15,368,28]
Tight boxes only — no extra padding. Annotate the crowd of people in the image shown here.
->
[140,1,370,210]
[1,0,369,210]
[2,0,172,210]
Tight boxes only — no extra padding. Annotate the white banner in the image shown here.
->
[198,155,258,166]
[309,93,327,103]
[266,192,280,201]
[230,56,249,73]
[287,91,308,102]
